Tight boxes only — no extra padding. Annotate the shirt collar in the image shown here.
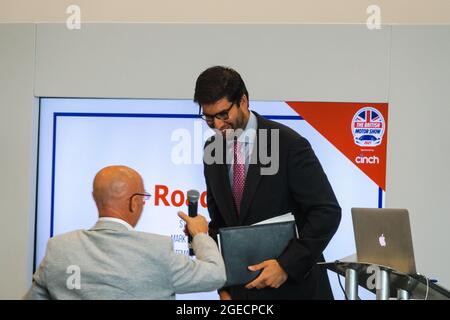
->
[244,111,257,134]
[98,217,134,231]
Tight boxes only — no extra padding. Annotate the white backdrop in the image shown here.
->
[36,98,383,299]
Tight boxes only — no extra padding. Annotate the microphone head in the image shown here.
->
[187,189,200,203]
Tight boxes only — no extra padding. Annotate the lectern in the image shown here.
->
[320,255,450,300]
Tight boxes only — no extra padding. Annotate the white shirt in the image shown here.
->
[227,111,258,187]
[98,217,134,231]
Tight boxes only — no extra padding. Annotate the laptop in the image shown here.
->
[351,208,417,274]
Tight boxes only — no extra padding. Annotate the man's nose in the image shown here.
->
[213,117,226,129]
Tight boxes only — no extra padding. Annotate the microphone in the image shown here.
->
[186,189,200,256]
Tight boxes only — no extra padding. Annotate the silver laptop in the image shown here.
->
[351,208,416,274]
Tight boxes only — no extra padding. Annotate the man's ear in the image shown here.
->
[92,191,98,206]
[129,197,136,213]
[240,94,249,109]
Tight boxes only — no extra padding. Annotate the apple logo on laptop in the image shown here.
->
[378,234,387,247]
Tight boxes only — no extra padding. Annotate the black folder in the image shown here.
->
[218,221,296,287]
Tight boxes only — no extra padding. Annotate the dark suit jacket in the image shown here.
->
[204,112,341,300]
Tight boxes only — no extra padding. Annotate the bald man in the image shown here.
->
[24,165,226,299]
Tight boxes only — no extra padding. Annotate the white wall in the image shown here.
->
[386,25,450,285]
[0,24,37,299]
[0,23,449,299]
[34,24,390,101]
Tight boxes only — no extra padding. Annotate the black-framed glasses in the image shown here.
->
[129,192,151,212]
[200,102,235,124]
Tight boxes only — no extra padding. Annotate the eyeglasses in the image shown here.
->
[200,102,235,124]
[129,192,151,212]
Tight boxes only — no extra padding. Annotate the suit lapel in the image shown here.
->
[238,143,262,223]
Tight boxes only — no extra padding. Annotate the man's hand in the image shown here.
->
[177,211,208,237]
[218,289,232,300]
[245,259,288,289]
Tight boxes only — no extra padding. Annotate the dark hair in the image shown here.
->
[194,66,249,106]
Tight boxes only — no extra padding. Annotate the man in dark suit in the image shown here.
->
[194,66,341,300]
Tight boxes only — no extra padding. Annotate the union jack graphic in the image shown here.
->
[354,110,382,129]
[352,107,385,147]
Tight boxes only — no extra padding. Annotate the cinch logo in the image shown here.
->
[153,185,207,208]
[351,107,385,147]
[355,156,380,164]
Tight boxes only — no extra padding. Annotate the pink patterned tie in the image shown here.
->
[232,140,246,215]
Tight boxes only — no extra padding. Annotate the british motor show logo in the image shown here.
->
[352,107,385,147]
